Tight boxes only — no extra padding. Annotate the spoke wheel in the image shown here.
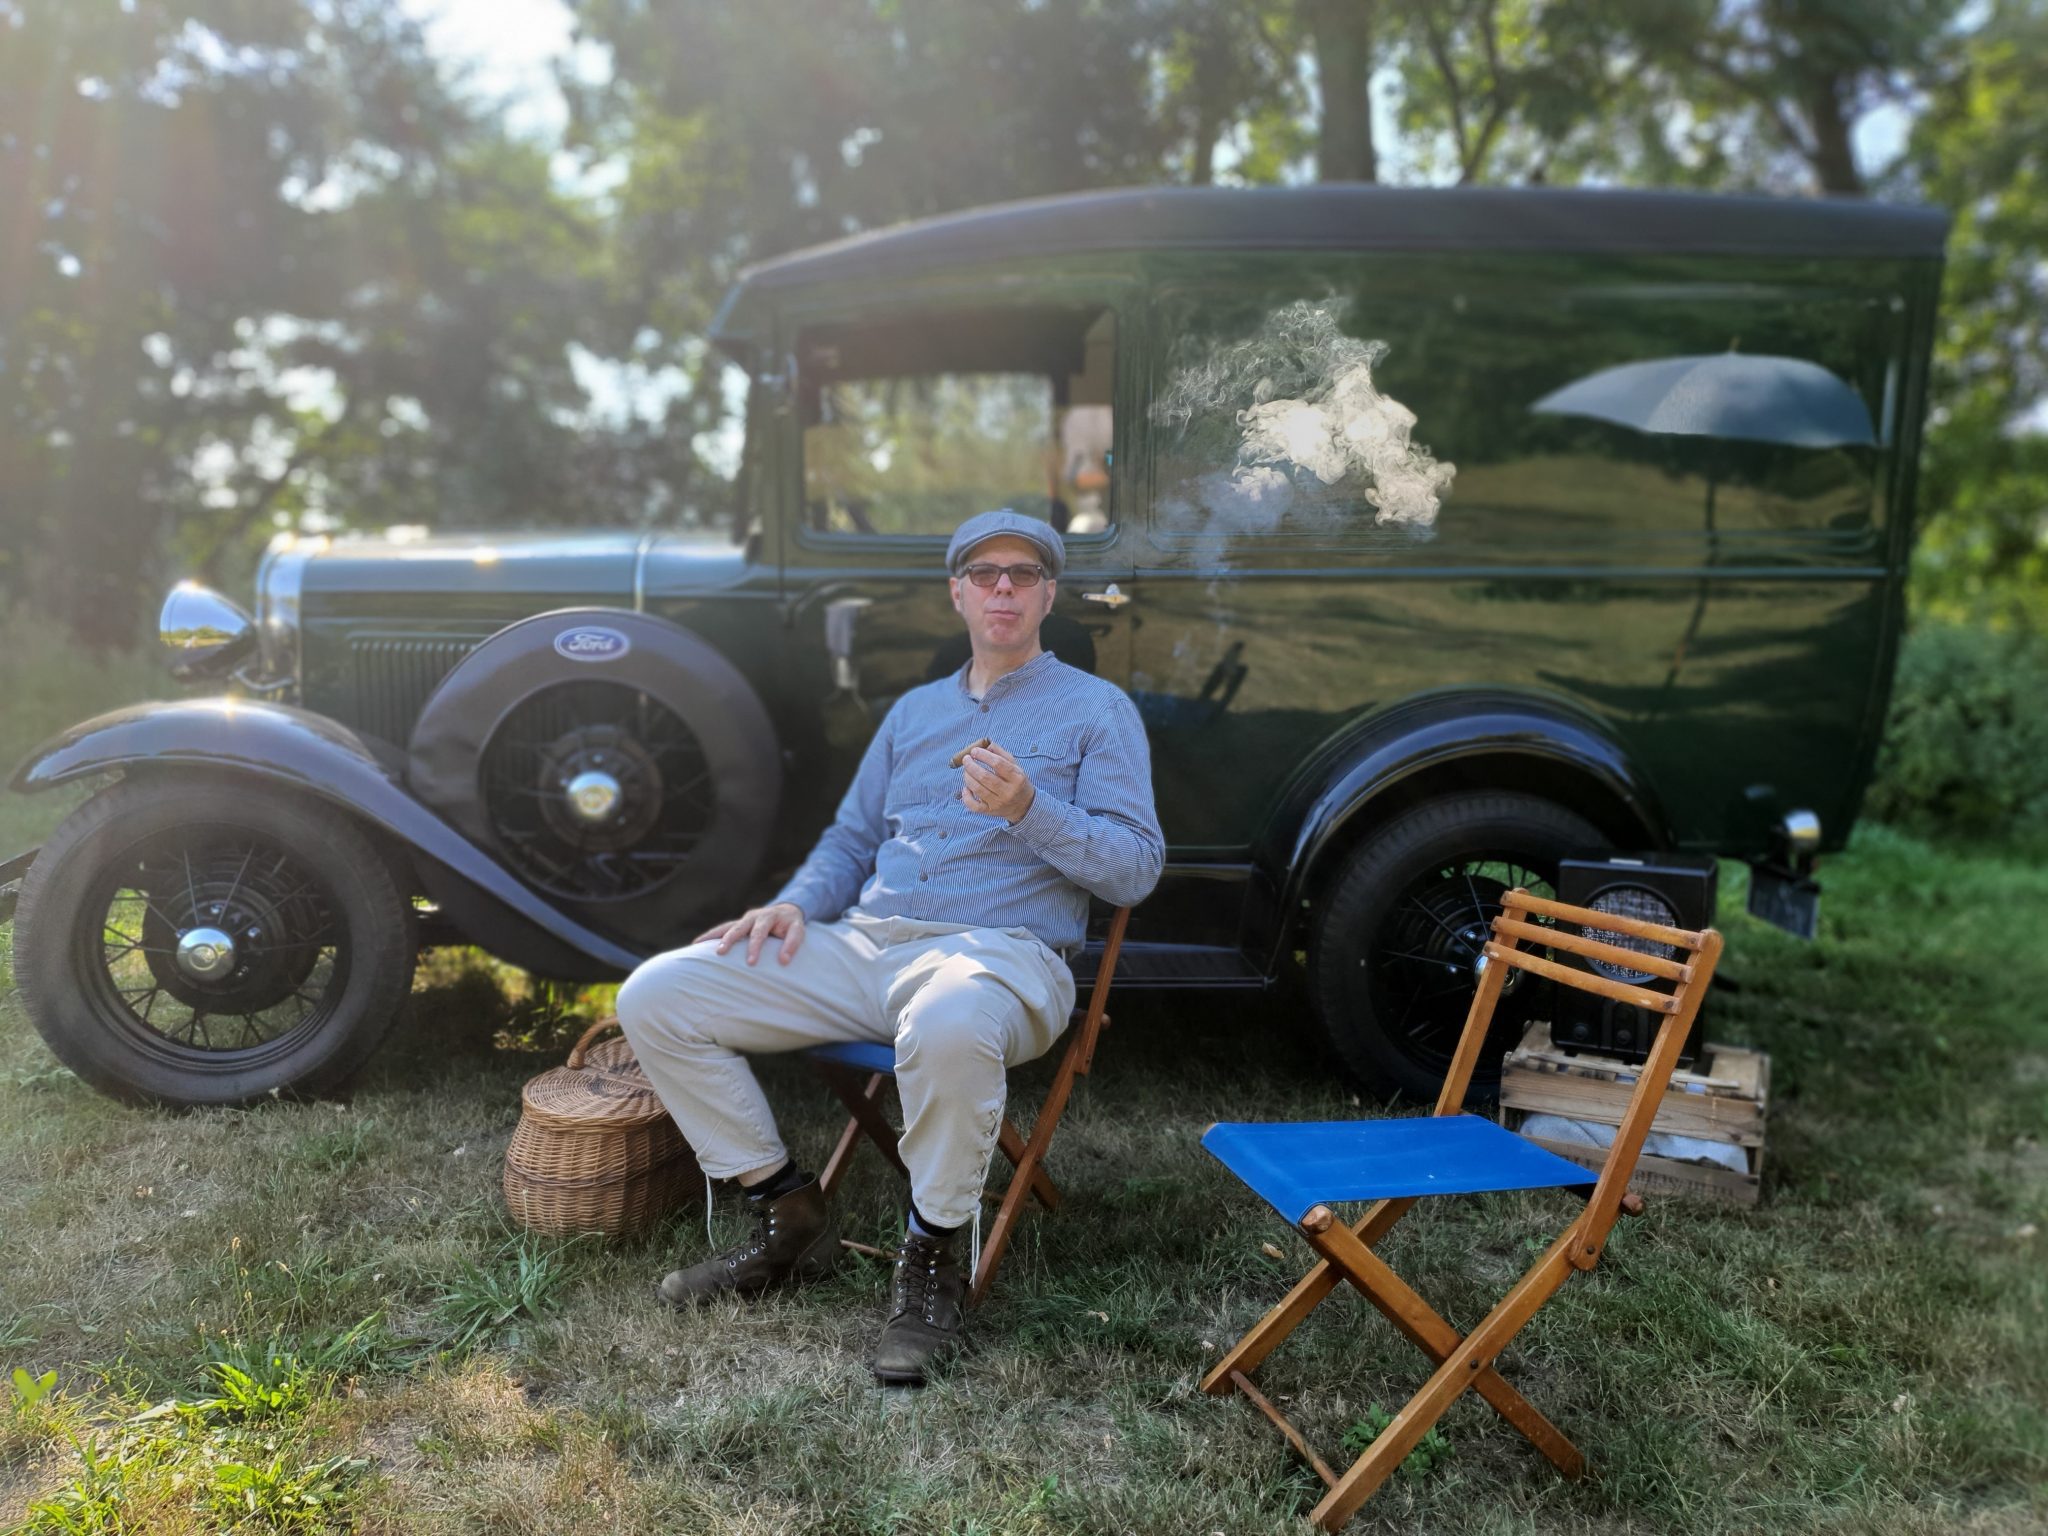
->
[88,830,346,1066]
[12,774,415,1106]
[479,680,714,903]
[1309,791,1609,1101]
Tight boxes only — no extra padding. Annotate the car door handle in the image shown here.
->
[1081,584,1130,608]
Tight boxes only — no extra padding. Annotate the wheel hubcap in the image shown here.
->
[564,769,623,824]
[1460,920,1521,993]
[174,926,238,980]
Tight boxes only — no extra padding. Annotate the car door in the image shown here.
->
[771,284,1139,832]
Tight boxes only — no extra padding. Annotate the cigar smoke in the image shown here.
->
[1150,298,1455,537]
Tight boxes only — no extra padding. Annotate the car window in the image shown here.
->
[1148,266,1898,559]
[798,305,1115,540]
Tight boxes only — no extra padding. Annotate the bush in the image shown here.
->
[1868,621,2048,840]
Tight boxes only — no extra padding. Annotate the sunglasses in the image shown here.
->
[959,561,1048,589]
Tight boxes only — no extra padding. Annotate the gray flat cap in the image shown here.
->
[945,508,1065,579]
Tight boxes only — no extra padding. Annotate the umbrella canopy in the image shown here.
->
[1531,353,1876,449]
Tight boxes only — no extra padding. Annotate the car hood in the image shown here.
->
[283,527,753,604]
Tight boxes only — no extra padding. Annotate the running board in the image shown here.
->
[1078,940,1267,991]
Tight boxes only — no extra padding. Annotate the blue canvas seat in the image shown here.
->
[806,1039,895,1077]
[1202,888,1724,1531]
[1202,1115,1595,1226]
[804,904,1131,1307]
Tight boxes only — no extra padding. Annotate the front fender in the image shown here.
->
[1256,689,1671,955]
[9,698,644,974]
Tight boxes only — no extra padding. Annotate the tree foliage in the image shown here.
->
[1898,0,2048,622]
[1,0,608,645]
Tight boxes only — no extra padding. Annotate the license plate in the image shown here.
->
[1747,863,1820,940]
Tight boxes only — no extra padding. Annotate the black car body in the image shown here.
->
[3,186,1947,1105]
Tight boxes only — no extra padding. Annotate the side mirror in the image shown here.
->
[159,582,258,682]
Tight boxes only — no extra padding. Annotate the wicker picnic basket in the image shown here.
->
[503,1015,698,1238]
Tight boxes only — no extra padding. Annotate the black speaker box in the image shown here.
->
[1551,853,1717,1068]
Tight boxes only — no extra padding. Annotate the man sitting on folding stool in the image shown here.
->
[615,509,1163,1384]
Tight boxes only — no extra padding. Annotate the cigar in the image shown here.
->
[949,736,993,769]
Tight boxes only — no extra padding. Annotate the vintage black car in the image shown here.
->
[1,186,1947,1107]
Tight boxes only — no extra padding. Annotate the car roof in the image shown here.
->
[708,184,1949,357]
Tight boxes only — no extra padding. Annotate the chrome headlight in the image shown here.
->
[159,582,257,681]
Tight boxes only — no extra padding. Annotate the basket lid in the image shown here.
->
[519,1017,674,1129]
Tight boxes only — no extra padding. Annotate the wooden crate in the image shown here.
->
[1499,1021,1768,1207]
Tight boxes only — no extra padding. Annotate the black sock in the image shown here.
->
[745,1162,811,1203]
[908,1202,960,1239]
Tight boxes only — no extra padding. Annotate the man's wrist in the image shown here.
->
[1005,784,1037,826]
[1005,785,1063,848]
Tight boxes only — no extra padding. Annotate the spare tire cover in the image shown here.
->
[407,607,782,947]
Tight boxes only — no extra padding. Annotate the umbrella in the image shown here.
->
[1531,352,1876,692]
[1531,352,1876,449]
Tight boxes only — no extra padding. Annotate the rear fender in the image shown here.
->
[9,698,644,975]
[1248,689,1671,971]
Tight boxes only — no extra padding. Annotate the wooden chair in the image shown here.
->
[1201,888,1723,1530]
[805,904,1131,1307]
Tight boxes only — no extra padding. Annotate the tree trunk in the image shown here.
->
[1191,106,1219,185]
[1803,70,1863,194]
[1309,0,1376,183]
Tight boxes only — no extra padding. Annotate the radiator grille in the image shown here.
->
[346,635,483,748]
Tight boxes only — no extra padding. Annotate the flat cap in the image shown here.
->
[945,508,1065,579]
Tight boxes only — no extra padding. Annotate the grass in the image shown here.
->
[1,632,2045,1531]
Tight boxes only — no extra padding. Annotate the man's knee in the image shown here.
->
[615,946,718,1048]
[895,970,1015,1076]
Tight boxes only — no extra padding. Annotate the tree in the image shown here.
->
[1616,0,1964,194]
[0,0,610,646]
[1383,0,1652,184]
[1896,0,2048,622]
[1302,0,1379,181]
[1154,0,1294,184]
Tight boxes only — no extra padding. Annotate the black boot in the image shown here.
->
[656,1176,838,1306]
[870,1227,966,1385]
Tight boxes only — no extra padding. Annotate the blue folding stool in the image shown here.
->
[805,904,1131,1306]
[1202,888,1723,1531]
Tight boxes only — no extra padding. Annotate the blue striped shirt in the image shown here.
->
[772,650,1163,952]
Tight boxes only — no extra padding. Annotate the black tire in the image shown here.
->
[11,773,416,1107]
[1308,790,1609,1102]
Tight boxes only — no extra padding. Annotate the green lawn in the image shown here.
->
[1,642,2044,1533]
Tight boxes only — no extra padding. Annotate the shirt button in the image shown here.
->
[979,704,989,713]
[919,872,929,881]
[939,831,948,839]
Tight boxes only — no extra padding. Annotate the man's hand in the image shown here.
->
[693,901,807,965]
[962,743,1036,825]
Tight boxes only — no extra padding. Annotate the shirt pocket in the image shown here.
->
[1012,727,1083,804]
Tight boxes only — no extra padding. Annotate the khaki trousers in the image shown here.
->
[614,912,1077,1229]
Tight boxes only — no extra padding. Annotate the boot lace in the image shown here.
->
[721,1197,781,1272]
[890,1232,949,1325]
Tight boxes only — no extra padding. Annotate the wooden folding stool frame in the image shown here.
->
[811,903,1132,1306]
[1203,889,1723,1529]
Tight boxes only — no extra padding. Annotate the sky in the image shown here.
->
[398,0,585,144]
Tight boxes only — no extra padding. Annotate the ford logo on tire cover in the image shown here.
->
[553,626,632,663]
